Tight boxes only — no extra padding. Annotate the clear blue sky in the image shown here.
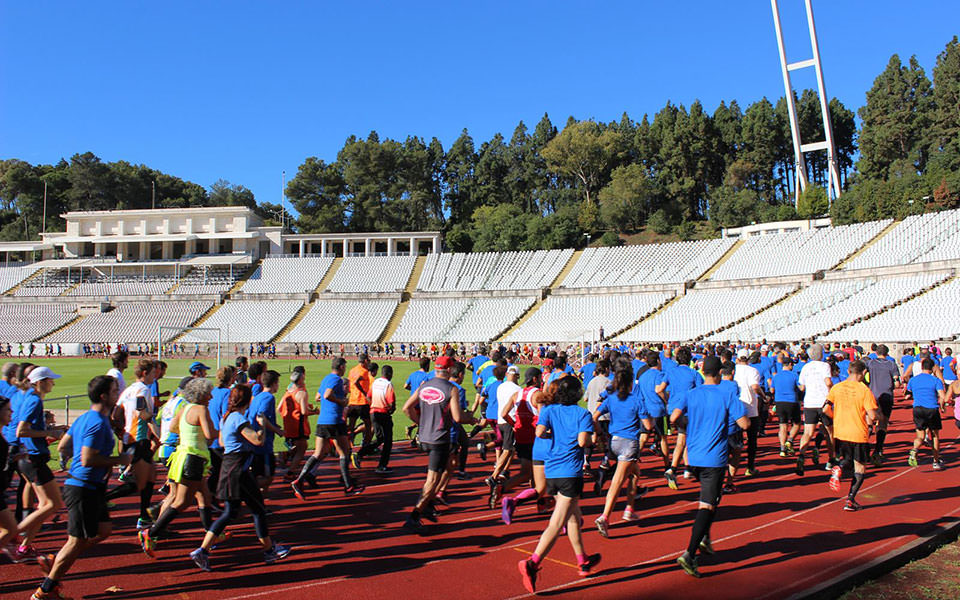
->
[1,1,956,212]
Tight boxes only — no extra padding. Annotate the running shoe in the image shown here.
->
[908,451,918,467]
[375,466,394,474]
[211,531,233,550]
[828,466,842,492]
[664,468,678,490]
[779,448,787,458]
[434,492,449,506]
[823,460,834,471]
[489,481,502,509]
[136,518,153,531]
[502,497,516,525]
[291,479,307,501]
[351,453,361,470]
[138,529,156,558]
[344,482,365,496]
[158,483,170,496]
[795,454,805,476]
[146,503,161,522]
[676,551,700,578]
[456,470,470,480]
[933,459,944,471]
[36,553,53,575]
[811,446,820,466]
[30,584,71,600]
[595,515,610,538]
[518,558,539,593]
[699,536,715,555]
[722,482,738,494]
[682,470,694,480]
[2,543,21,563]
[744,467,759,477]
[405,424,416,440]
[622,508,640,522]
[403,515,422,531]
[476,441,487,461]
[263,543,291,564]
[189,547,211,572]
[785,441,794,455]
[422,505,440,523]
[870,452,883,467]
[15,544,40,562]
[843,499,862,512]
[577,553,601,577]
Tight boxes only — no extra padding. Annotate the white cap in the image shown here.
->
[506,365,520,375]
[736,348,750,359]
[28,366,61,383]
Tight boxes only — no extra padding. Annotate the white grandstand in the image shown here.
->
[416,250,573,291]
[240,256,333,294]
[325,256,417,293]
[391,297,536,342]
[0,304,77,342]
[283,299,397,343]
[43,302,211,343]
[505,292,674,343]
[171,266,245,296]
[181,300,303,343]
[844,209,960,270]
[560,239,733,288]
[0,265,41,294]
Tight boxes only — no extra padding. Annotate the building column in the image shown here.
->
[364,238,371,256]
[432,236,438,254]
[343,238,349,257]
[299,239,305,257]
[387,237,394,256]
[409,236,416,256]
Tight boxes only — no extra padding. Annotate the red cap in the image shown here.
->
[435,356,454,369]
[542,358,554,368]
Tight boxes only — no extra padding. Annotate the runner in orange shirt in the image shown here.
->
[826,360,879,512]
[346,354,373,468]
[278,368,316,480]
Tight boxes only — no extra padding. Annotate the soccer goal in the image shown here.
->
[157,325,222,370]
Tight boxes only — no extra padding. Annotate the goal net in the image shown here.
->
[157,325,222,370]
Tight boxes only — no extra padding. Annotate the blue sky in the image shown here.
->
[1,1,956,212]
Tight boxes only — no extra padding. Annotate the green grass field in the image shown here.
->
[20,356,430,449]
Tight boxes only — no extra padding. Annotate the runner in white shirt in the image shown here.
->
[795,343,836,475]
[106,350,129,393]
[487,366,522,508]
[733,349,763,477]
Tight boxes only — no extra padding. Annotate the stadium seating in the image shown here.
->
[821,277,960,342]
[325,256,417,293]
[180,300,303,343]
[43,301,212,343]
[844,209,960,270]
[240,256,333,294]
[560,239,734,288]
[172,266,244,295]
[621,286,795,342]
[0,265,41,294]
[712,273,948,341]
[13,268,81,296]
[416,250,573,291]
[390,297,535,342]
[709,221,892,280]
[0,303,78,342]
[68,273,176,297]
[504,292,674,342]
[283,299,397,343]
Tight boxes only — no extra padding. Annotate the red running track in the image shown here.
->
[2,395,958,600]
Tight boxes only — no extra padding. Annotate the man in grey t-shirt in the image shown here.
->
[585,360,612,472]
[866,344,900,465]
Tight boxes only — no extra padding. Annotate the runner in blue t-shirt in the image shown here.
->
[518,376,599,594]
[578,354,597,389]
[404,357,432,441]
[670,356,749,578]
[906,358,946,469]
[246,371,283,492]
[663,347,703,487]
[771,358,801,457]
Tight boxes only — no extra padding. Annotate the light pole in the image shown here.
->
[584,233,591,247]
[152,180,156,210]
[281,170,286,231]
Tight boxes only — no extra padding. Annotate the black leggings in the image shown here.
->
[746,417,760,470]
[210,468,269,539]
[208,448,224,496]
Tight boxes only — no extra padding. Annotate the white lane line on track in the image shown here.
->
[220,576,348,600]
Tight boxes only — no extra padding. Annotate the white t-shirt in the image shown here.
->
[118,380,154,444]
[734,364,762,418]
[496,380,522,425]
[798,361,832,409]
[107,368,127,393]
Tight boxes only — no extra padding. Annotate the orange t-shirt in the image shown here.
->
[348,364,372,406]
[277,384,309,438]
[828,379,878,443]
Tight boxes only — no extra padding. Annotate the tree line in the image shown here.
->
[1,37,957,251]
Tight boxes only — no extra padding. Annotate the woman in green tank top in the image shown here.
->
[138,379,217,556]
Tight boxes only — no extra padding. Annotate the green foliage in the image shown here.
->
[541,120,623,206]
[673,220,695,241]
[599,231,622,246]
[598,163,660,233]
[648,209,672,234]
[797,185,829,218]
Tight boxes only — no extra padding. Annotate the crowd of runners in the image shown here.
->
[0,340,958,598]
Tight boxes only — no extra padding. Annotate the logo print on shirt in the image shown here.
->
[420,386,446,405]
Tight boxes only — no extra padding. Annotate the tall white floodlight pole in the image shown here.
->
[281,170,286,232]
[770,0,842,207]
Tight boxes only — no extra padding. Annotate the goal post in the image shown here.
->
[157,325,222,371]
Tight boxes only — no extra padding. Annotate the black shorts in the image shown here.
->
[835,440,870,465]
[674,415,689,435]
[546,477,583,498]
[876,394,894,419]
[643,417,667,437]
[18,454,54,486]
[775,402,801,424]
[727,430,743,452]
[316,422,348,439]
[515,443,533,461]
[346,405,371,421]
[420,442,450,473]
[251,453,276,478]
[178,454,208,482]
[63,483,109,539]
[691,466,725,507]
[913,407,942,431]
[499,423,516,452]
[803,407,832,427]
[123,439,154,464]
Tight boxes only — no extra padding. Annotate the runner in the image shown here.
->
[188,385,290,571]
[733,349,763,477]
[636,351,669,482]
[366,365,397,474]
[672,356,749,578]
[106,350,129,393]
[663,346,703,485]
[826,361,879,511]
[866,345,900,465]
[404,357,431,441]
[795,344,835,476]
[770,356,801,458]
[31,376,130,600]
[247,370,283,493]
[278,369,315,480]
[906,357,947,469]
[488,365,522,508]
[346,354,373,453]
[498,367,543,522]
[0,397,19,561]
[207,366,236,503]
[517,376,599,594]
[584,360,611,480]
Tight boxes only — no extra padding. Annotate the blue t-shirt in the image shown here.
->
[450,382,468,443]
[477,362,496,388]
[468,355,489,386]
[65,410,115,489]
[907,373,944,410]
[837,360,851,381]
[251,382,263,396]
[758,356,776,390]
[317,373,347,425]
[221,411,253,454]
[579,362,597,389]
[772,370,800,404]
[637,368,666,418]
[0,380,11,401]
[661,357,678,372]
[2,388,22,444]
[537,403,593,479]
[665,365,703,403]
[597,389,646,439]
[676,383,747,468]
[941,356,956,380]
[901,355,915,370]
[482,378,503,421]
[717,380,742,435]
[17,390,48,456]
[208,386,231,449]
[246,391,277,455]
[405,370,431,397]
[547,370,565,385]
